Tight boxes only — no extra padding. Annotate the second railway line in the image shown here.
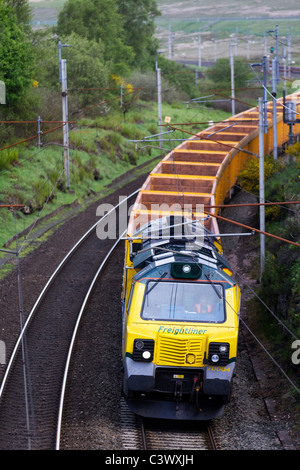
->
[0,96,299,449]
[0,183,141,449]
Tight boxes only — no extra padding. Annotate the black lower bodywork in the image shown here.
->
[123,359,232,420]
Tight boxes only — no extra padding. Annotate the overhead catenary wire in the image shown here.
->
[204,201,300,209]
[169,124,260,158]
[0,124,66,152]
[13,210,37,449]
[145,244,300,395]
[18,166,65,255]
[0,120,76,124]
[214,269,300,395]
[240,316,300,396]
[162,119,261,127]
[1,148,70,255]
[211,90,257,109]
[236,273,299,342]
[213,168,297,214]
[250,64,300,116]
[0,205,25,208]
[203,209,300,248]
[72,89,140,116]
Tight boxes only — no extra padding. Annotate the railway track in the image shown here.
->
[140,418,218,451]
[1,91,299,450]
[0,192,138,450]
[177,60,300,78]
[121,398,218,450]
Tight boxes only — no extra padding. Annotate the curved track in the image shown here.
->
[140,418,218,450]
[0,192,138,450]
[123,92,300,449]
[1,92,299,450]
[120,398,218,450]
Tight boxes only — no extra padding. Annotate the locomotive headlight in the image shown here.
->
[182,264,191,274]
[142,351,151,360]
[132,338,155,362]
[135,340,144,350]
[211,354,220,363]
[208,342,230,366]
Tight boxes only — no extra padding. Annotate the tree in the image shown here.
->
[0,1,34,107]
[56,0,133,73]
[4,0,32,31]
[33,31,109,110]
[208,57,251,90]
[116,0,160,68]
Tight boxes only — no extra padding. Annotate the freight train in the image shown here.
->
[121,93,300,420]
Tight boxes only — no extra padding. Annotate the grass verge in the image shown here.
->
[0,99,230,275]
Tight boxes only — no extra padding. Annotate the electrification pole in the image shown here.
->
[250,58,268,133]
[168,24,172,60]
[234,28,238,56]
[0,80,5,104]
[214,33,217,62]
[120,83,123,108]
[37,116,42,149]
[262,56,268,133]
[272,58,278,159]
[229,44,235,116]
[258,97,265,279]
[275,25,279,85]
[61,59,70,189]
[198,32,202,68]
[266,26,279,158]
[58,41,70,83]
[247,32,250,60]
[283,39,287,92]
[157,67,163,148]
[288,34,292,78]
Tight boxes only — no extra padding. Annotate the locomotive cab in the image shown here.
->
[122,219,240,420]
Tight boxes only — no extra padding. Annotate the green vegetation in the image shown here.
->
[0,95,229,262]
[0,1,34,107]
[238,145,300,387]
[0,0,298,341]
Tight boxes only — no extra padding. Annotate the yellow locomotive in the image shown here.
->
[122,212,240,420]
[121,92,300,419]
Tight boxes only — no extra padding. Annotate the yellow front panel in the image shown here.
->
[156,335,204,367]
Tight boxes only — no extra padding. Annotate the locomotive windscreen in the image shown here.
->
[141,281,225,323]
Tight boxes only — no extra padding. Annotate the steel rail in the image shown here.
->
[55,231,126,449]
[139,417,148,451]
[207,422,218,450]
[0,189,140,401]
[139,417,218,451]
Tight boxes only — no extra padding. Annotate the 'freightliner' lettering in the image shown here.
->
[158,326,207,335]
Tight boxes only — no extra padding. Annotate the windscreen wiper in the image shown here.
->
[145,271,168,295]
[204,273,223,300]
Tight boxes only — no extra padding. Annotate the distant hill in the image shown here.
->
[157,0,300,21]
[29,0,300,64]
[155,0,300,63]
[29,0,65,27]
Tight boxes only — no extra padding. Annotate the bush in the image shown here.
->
[238,156,283,194]
[207,57,252,90]
[32,178,55,210]
[0,149,19,171]
[285,141,300,161]
[130,69,187,104]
